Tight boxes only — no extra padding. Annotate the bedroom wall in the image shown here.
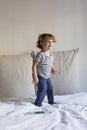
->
[0,0,87,92]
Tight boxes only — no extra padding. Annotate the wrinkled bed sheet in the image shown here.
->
[0,92,87,130]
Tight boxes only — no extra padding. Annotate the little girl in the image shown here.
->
[32,33,56,106]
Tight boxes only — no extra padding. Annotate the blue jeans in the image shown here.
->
[34,76,54,106]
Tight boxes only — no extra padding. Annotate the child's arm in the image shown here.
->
[32,60,39,85]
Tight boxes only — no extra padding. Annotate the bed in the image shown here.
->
[0,49,87,130]
[0,92,87,130]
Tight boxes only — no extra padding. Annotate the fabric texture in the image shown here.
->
[35,76,54,106]
[0,52,35,98]
[0,92,87,130]
[35,51,54,79]
[51,48,79,95]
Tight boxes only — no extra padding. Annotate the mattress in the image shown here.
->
[0,92,87,130]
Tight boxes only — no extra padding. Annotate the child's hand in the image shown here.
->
[51,67,57,74]
[32,77,39,85]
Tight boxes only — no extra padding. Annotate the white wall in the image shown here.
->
[0,0,87,92]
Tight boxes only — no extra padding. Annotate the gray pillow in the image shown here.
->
[51,49,79,95]
[0,52,35,98]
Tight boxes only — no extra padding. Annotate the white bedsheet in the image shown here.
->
[0,92,87,130]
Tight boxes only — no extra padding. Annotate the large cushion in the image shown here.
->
[0,52,35,98]
[51,49,79,95]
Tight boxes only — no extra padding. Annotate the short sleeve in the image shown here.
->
[35,52,43,62]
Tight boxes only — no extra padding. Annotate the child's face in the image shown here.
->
[42,39,54,51]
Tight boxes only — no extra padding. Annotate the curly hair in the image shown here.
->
[36,33,56,49]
